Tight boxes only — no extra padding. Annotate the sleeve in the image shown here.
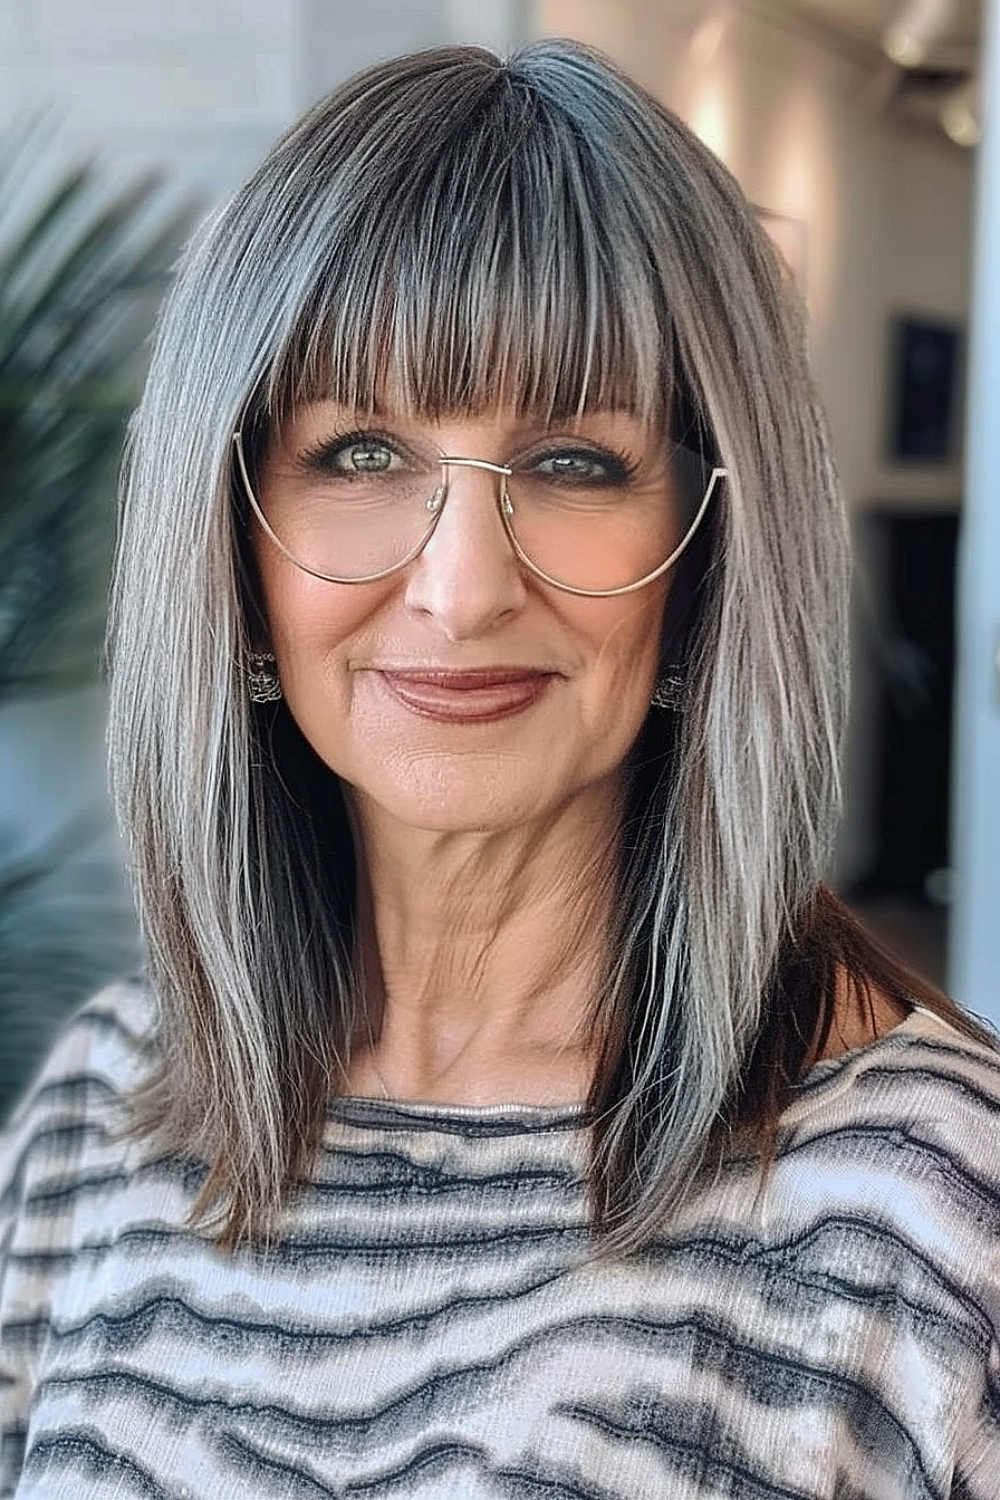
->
[946,1042,1000,1498]
[951,1336,1000,1497]
[0,981,150,1496]
[0,1102,45,1492]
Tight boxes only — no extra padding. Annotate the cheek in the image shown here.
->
[254,548,387,697]
[568,587,669,757]
[579,587,668,688]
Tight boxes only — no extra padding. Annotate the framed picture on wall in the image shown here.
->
[753,206,808,295]
[885,315,964,463]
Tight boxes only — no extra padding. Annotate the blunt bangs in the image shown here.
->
[260,65,680,432]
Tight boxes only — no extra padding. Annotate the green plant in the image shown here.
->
[0,126,193,1121]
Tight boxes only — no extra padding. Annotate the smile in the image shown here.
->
[374,669,555,723]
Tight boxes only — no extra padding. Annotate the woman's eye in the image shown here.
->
[298,430,412,479]
[339,440,394,474]
[531,451,620,483]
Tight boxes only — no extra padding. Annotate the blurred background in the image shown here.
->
[1,0,998,1118]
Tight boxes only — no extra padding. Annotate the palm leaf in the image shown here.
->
[0,123,194,694]
[0,127,194,1119]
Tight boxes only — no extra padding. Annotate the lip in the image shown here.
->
[374,668,555,722]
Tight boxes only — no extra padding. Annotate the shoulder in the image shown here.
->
[793,1004,1000,1125]
[778,1006,1000,1307]
[0,982,157,1491]
[812,965,912,1063]
[786,1006,1000,1173]
[0,978,157,1220]
[4,977,156,1135]
[723,1011,1000,1492]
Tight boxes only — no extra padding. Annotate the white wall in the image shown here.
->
[0,0,300,196]
[0,0,528,194]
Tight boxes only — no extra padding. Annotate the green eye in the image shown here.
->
[346,441,392,473]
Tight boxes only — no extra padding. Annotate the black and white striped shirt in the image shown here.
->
[2,983,999,1498]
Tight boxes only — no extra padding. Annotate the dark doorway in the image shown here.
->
[845,510,959,985]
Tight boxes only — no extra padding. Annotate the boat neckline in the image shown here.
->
[324,1005,962,1132]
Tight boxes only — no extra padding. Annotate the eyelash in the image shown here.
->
[533,446,639,484]
[298,429,642,482]
[298,427,402,472]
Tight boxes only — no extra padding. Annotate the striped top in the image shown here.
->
[2,983,1000,1499]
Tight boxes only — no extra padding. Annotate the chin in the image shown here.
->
[347,758,567,836]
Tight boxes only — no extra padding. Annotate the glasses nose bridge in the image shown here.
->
[432,453,513,520]
[439,455,511,474]
[438,454,511,490]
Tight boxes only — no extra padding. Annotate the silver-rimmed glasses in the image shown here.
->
[232,425,726,599]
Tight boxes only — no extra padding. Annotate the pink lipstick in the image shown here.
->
[375,668,554,723]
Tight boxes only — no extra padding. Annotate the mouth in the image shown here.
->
[374,668,556,723]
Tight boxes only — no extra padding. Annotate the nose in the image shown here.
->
[401,460,528,639]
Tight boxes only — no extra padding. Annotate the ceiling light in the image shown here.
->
[941,77,981,147]
[883,25,925,66]
[882,0,953,68]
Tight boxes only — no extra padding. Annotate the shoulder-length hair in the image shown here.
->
[107,38,993,1253]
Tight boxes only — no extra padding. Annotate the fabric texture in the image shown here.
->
[1,981,999,1499]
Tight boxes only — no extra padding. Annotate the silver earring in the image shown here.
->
[651,667,685,710]
[248,650,282,703]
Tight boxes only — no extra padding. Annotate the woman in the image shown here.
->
[2,38,998,1500]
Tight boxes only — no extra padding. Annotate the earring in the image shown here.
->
[651,667,685,710]
[248,650,282,703]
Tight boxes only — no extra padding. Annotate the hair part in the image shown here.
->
[107,39,995,1255]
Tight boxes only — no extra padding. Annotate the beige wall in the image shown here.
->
[537,0,973,514]
[537,1,974,887]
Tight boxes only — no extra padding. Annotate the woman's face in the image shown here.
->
[251,401,685,834]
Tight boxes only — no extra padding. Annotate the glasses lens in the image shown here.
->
[246,431,715,592]
[504,443,708,594]
[255,435,441,581]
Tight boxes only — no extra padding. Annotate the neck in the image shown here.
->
[343,777,624,1106]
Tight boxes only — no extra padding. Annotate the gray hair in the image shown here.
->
[108,40,853,1252]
